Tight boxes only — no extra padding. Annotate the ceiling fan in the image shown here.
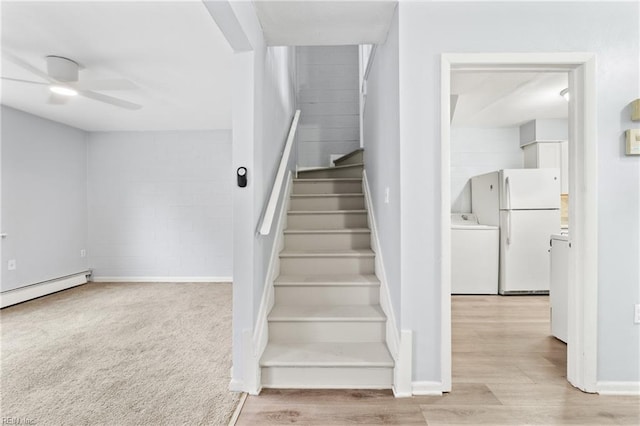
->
[1,52,142,110]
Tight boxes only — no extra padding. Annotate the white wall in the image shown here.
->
[86,130,232,279]
[396,1,639,383]
[451,127,522,213]
[227,1,296,388]
[1,106,88,291]
[362,7,401,329]
[296,46,360,167]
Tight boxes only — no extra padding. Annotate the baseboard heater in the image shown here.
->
[1,270,91,309]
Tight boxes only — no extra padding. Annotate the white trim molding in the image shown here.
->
[362,171,411,397]
[412,381,444,396]
[90,276,232,283]
[1,271,89,308]
[597,381,640,396]
[250,172,293,394]
[441,52,599,394]
[362,171,400,358]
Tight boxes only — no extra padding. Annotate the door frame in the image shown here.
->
[440,53,598,393]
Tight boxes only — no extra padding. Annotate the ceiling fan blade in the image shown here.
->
[48,93,70,105]
[79,90,142,110]
[1,76,48,86]
[2,51,55,83]
[73,79,139,91]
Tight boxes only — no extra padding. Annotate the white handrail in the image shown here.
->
[258,109,301,236]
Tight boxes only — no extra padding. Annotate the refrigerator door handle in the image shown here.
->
[505,176,511,210]
[506,210,512,245]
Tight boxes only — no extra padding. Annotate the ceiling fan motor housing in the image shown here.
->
[46,56,79,82]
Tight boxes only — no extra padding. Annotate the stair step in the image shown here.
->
[274,274,380,306]
[275,285,379,306]
[297,163,363,179]
[292,178,362,195]
[289,194,364,211]
[279,249,375,275]
[261,342,393,367]
[269,320,385,342]
[261,366,393,389]
[275,274,380,286]
[268,304,386,342]
[333,148,364,167]
[284,228,371,250]
[280,249,374,258]
[268,304,385,322]
[287,210,368,230]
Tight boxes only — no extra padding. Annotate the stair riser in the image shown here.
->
[293,181,362,195]
[280,256,374,275]
[298,166,363,179]
[287,213,368,230]
[274,286,380,305]
[261,366,392,389]
[290,196,364,211]
[284,233,371,250]
[269,321,385,343]
[334,151,364,167]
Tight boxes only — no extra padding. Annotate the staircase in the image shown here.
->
[260,149,394,389]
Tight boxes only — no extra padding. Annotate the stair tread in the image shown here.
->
[275,274,380,286]
[288,209,366,215]
[269,304,385,322]
[293,178,362,182]
[280,249,374,257]
[333,148,365,165]
[297,163,364,176]
[290,193,363,198]
[261,342,393,367]
[284,228,370,235]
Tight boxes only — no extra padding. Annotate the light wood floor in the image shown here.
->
[236,296,640,425]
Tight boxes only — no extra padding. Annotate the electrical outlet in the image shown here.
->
[384,187,390,204]
[80,249,86,258]
[8,259,16,270]
[635,304,640,324]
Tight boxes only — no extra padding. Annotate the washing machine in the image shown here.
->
[451,213,499,294]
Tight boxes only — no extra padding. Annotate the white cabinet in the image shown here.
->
[550,235,569,343]
[523,141,568,194]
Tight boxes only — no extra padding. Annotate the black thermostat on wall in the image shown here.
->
[237,167,247,188]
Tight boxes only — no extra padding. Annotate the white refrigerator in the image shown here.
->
[471,169,560,295]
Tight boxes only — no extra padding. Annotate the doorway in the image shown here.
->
[440,53,598,393]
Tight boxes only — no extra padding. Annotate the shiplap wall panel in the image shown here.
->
[299,114,359,128]
[451,127,523,213]
[296,46,360,167]
[298,89,359,103]
[298,47,358,64]
[297,141,361,168]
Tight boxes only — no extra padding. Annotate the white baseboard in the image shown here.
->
[597,381,640,395]
[412,381,444,396]
[90,276,232,283]
[1,272,89,308]
[362,171,410,396]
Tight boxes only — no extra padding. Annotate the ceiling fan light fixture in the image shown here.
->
[560,88,569,101]
[49,85,78,97]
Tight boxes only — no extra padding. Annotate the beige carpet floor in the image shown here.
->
[1,282,240,425]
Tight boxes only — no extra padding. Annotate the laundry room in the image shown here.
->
[445,66,583,392]
[450,71,569,290]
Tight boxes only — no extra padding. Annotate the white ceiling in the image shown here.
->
[451,71,569,128]
[1,1,232,132]
[253,0,397,46]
